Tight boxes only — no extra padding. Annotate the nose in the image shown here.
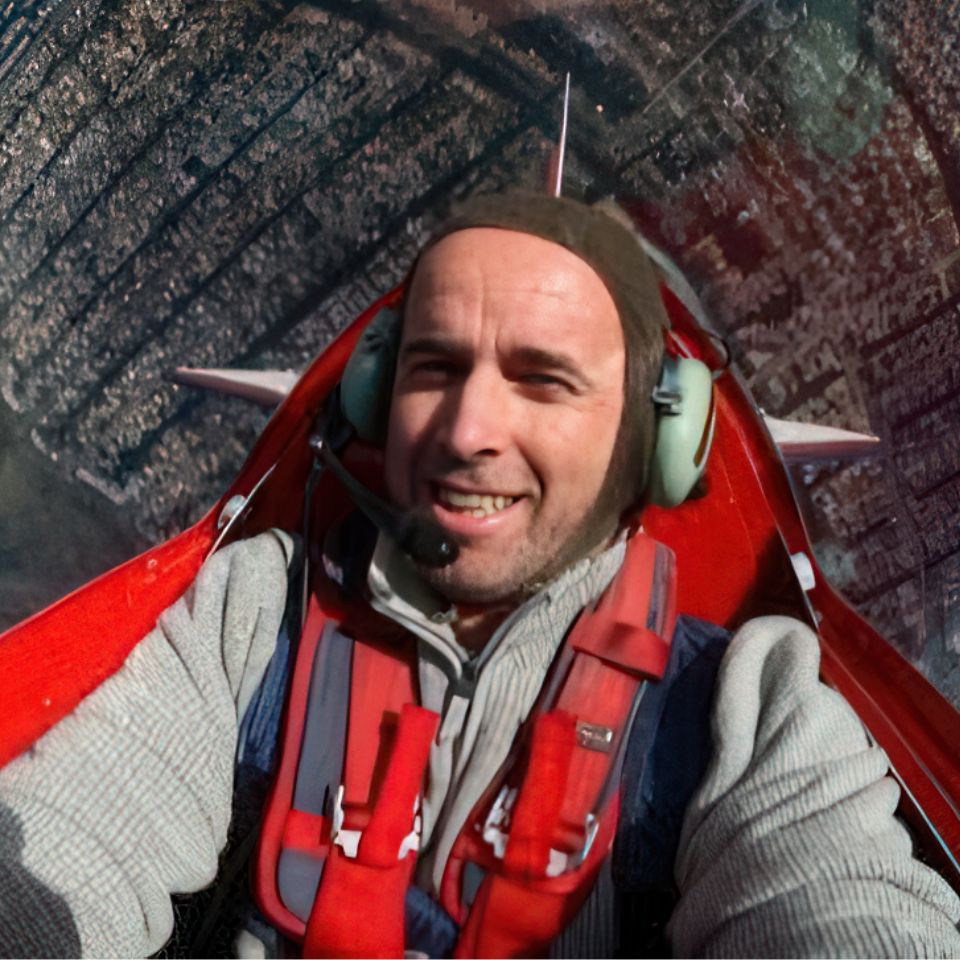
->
[438,368,511,462]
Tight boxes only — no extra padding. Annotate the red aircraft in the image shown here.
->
[1,250,957,903]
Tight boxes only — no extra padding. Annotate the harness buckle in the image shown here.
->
[545,812,599,877]
[330,785,424,860]
[330,785,363,859]
[481,785,518,859]
[397,795,424,859]
[482,784,599,878]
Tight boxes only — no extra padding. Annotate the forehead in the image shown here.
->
[405,227,622,348]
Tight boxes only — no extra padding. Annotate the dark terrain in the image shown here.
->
[0,0,957,704]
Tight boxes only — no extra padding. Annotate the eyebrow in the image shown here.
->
[400,335,465,359]
[400,336,593,389]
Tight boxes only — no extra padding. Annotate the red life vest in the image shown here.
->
[254,531,677,958]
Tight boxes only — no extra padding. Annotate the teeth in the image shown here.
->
[439,488,517,517]
[446,491,482,508]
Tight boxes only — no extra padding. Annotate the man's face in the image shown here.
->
[384,227,626,604]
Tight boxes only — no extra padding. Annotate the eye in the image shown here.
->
[414,359,457,375]
[401,358,461,386]
[519,372,572,391]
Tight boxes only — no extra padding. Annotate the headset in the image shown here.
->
[314,304,716,569]
[647,347,716,509]
[340,306,716,505]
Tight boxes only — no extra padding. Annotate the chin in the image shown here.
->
[417,561,528,606]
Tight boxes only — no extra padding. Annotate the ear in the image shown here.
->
[646,355,716,508]
[339,307,403,445]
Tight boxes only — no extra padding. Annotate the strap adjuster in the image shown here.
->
[481,784,600,878]
[481,785,518,859]
[330,785,362,858]
[545,813,599,877]
[331,784,423,861]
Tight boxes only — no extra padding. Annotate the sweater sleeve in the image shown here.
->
[0,529,292,959]
[668,615,960,959]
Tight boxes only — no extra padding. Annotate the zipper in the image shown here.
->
[370,582,548,697]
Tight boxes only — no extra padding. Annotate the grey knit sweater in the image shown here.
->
[0,530,293,958]
[668,616,960,958]
[0,531,958,957]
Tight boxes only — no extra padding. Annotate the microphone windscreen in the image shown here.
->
[396,517,460,568]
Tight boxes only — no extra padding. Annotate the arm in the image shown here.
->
[668,615,960,959]
[0,530,292,958]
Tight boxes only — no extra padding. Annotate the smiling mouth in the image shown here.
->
[433,484,520,519]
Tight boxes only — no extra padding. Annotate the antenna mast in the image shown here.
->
[549,72,571,197]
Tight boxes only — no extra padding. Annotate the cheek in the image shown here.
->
[532,397,623,505]
[384,395,429,503]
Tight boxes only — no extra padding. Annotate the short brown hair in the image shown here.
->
[425,191,667,507]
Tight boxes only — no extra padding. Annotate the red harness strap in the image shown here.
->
[452,707,618,959]
[304,702,439,958]
[256,533,675,958]
[502,712,578,879]
[255,597,333,941]
[449,535,676,958]
[455,802,622,960]
[255,602,434,953]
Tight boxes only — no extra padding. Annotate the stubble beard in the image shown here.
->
[410,424,638,606]
[412,496,621,606]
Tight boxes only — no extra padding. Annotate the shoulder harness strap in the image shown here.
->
[447,534,677,958]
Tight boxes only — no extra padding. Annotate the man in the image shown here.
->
[1,192,958,958]
[385,224,638,621]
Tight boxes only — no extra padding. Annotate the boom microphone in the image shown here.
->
[309,435,459,568]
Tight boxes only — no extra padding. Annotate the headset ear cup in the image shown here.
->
[647,356,716,508]
[340,307,402,444]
